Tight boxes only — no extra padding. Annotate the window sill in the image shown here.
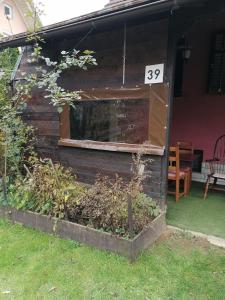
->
[58,139,164,156]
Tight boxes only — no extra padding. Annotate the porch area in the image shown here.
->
[167,2,225,239]
[167,182,225,239]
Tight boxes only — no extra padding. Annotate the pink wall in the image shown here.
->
[170,14,225,160]
[0,0,27,35]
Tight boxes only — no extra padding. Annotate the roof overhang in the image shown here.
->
[0,0,208,49]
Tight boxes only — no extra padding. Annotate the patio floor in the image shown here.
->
[167,182,225,239]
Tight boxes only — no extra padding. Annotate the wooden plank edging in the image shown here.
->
[0,206,166,261]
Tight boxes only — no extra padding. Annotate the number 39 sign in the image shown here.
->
[144,64,164,84]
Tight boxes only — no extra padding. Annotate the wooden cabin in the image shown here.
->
[1,0,225,209]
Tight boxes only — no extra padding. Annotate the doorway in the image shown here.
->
[167,10,225,238]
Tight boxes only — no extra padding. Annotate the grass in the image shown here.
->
[0,219,225,299]
[167,182,225,239]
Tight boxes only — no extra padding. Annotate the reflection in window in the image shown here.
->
[70,99,150,144]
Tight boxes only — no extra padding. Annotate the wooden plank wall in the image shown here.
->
[19,17,169,205]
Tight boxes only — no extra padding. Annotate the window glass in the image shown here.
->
[208,31,225,94]
[70,99,150,144]
[4,4,12,19]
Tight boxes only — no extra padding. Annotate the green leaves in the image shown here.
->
[16,43,97,111]
[4,156,160,239]
[67,155,161,238]
[0,47,35,182]
[83,50,95,55]
[10,157,86,219]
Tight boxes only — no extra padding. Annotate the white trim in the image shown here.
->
[0,30,12,36]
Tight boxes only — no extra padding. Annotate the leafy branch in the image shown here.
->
[0,0,97,199]
[15,47,97,113]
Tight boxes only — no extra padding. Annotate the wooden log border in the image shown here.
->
[0,206,166,261]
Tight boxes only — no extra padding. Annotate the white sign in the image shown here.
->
[145,64,164,84]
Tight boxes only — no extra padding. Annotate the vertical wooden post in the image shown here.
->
[128,195,134,238]
[2,176,7,203]
[161,10,178,208]
[2,145,7,203]
[122,21,127,85]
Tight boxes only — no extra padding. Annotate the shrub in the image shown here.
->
[68,153,160,237]
[7,157,86,219]
[0,47,35,180]
[5,153,160,238]
[7,179,36,211]
[68,174,160,237]
[68,175,128,230]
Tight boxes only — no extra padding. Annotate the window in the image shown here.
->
[208,31,225,95]
[174,49,184,97]
[174,38,185,97]
[70,99,149,144]
[4,4,12,19]
[59,85,169,155]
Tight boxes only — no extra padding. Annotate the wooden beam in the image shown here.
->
[161,10,178,207]
[59,105,70,139]
[58,139,164,156]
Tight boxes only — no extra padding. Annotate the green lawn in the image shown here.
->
[167,182,225,239]
[0,219,225,299]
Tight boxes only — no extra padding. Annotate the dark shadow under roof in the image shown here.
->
[0,0,208,49]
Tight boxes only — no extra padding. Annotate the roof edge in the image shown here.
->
[0,0,206,49]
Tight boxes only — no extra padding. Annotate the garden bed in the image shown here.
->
[0,205,166,261]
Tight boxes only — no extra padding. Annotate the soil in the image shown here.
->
[156,228,224,255]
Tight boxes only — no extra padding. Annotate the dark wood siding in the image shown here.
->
[60,19,169,89]
[18,17,169,206]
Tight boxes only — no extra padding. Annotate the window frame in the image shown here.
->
[58,86,167,156]
[59,104,164,156]
[4,4,13,20]
[208,30,225,95]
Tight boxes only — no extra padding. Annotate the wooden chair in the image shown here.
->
[168,146,189,202]
[204,135,225,200]
[177,141,194,194]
